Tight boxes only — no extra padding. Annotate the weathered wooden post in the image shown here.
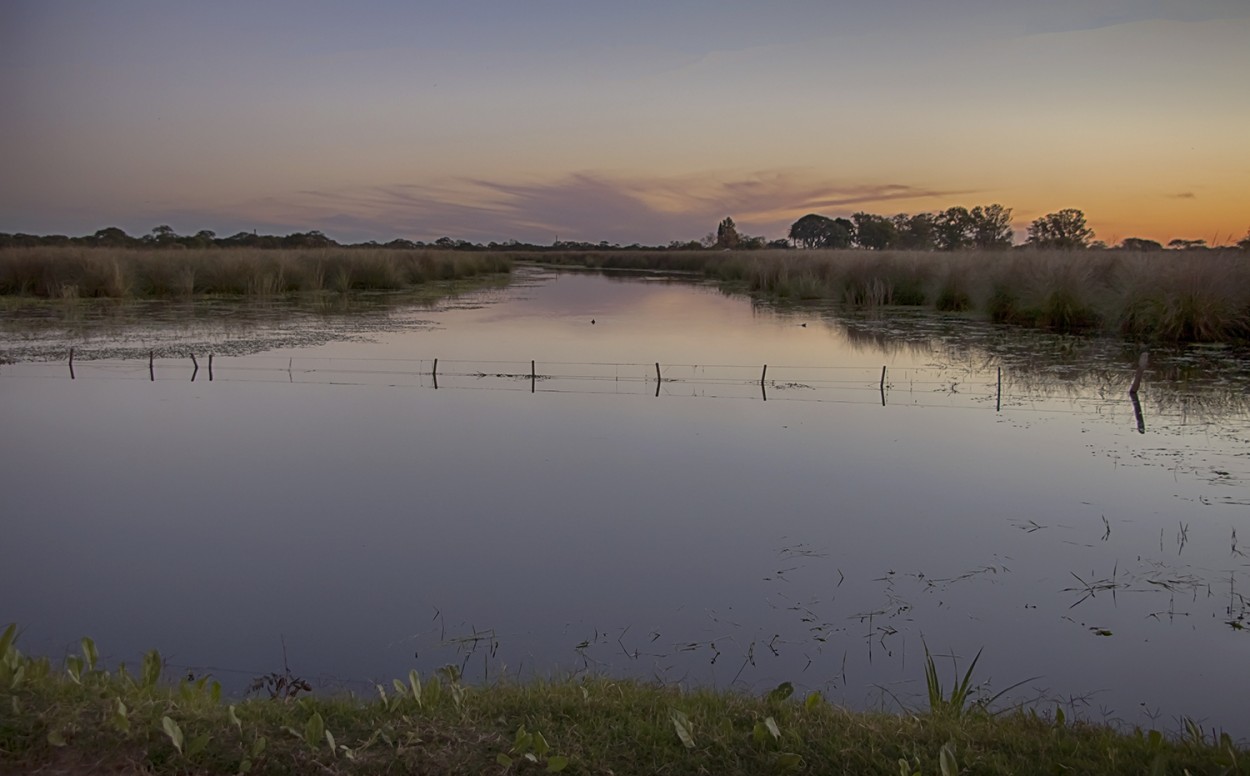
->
[190,353,198,382]
[68,347,75,380]
[531,360,536,393]
[1129,351,1148,396]
[149,350,155,382]
[208,353,213,382]
[880,365,887,406]
[996,367,1002,412]
[655,362,661,397]
[432,358,439,390]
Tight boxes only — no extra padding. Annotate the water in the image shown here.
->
[2,268,1248,737]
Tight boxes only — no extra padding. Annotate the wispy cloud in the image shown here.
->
[1167,191,1197,199]
[209,171,977,244]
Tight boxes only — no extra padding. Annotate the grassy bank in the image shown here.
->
[0,247,511,298]
[521,249,1250,344]
[2,627,1245,775]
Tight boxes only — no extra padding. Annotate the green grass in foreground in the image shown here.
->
[2,626,1246,775]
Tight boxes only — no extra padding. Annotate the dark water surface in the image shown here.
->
[3,269,1249,737]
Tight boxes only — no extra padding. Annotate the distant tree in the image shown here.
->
[968,204,1013,249]
[715,217,741,249]
[766,238,792,249]
[1238,229,1250,251]
[1119,237,1163,252]
[788,214,852,249]
[1026,209,1094,249]
[891,212,937,251]
[852,212,897,250]
[147,225,178,245]
[92,227,133,247]
[1167,238,1207,250]
[933,207,973,251]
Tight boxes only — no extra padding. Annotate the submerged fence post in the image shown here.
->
[68,347,75,380]
[432,358,438,390]
[149,350,154,382]
[531,360,536,394]
[1129,351,1148,396]
[208,353,213,382]
[655,362,661,397]
[190,353,198,382]
[996,367,1002,412]
[880,365,887,406]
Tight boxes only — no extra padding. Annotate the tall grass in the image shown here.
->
[0,247,512,299]
[527,248,1250,343]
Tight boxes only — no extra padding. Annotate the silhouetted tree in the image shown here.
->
[933,207,973,251]
[852,212,897,250]
[715,217,741,249]
[968,204,1013,249]
[1167,238,1207,250]
[788,214,853,249]
[1237,229,1250,251]
[92,227,133,247]
[1119,237,1163,252]
[1026,209,1094,249]
[892,212,937,251]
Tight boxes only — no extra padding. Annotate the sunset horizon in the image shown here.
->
[4,1,1247,248]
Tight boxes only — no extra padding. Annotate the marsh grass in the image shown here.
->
[0,247,511,299]
[3,625,1247,775]
[527,248,1250,342]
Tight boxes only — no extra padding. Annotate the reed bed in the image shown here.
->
[526,249,1250,343]
[0,247,512,299]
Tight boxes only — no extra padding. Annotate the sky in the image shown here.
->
[2,1,1248,246]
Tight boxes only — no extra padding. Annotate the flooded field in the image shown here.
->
[2,267,1248,738]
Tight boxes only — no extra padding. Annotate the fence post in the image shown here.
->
[996,367,1002,412]
[208,353,214,382]
[190,353,198,382]
[149,350,154,382]
[68,347,75,380]
[432,358,438,390]
[531,360,536,393]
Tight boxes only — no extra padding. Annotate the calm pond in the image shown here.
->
[3,267,1249,737]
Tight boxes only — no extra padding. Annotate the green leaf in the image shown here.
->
[65,656,83,685]
[162,716,185,755]
[304,713,325,750]
[251,736,267,757]
[209,680,222,703]
[142,650,162,688]
[547,755,570,772]
[776,752,804,770]
[752,722,768,745]
[496,753,513,768]
[767,681,794,703]
[939,741,958,776]
[670,708,695,749]
[764,716,781,740]
[325,729,337,757]
[81,637,98,671]
[188,733,211,758]
[238,758,252,774]
[533,731,550,759]
[228,705,242,734]
[1055,707,1065,727]
[408,669,423,707]
[112,698,131,734]
[899,758,913,776]
[524,753,539,763]
[804,691,823,711]
[47,729,67,748]
[0,623,17,658]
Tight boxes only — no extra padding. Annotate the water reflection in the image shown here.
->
[2,268,1249,739]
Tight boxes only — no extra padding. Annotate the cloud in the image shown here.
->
[1166,191,1197,199]
[205,171,977,244]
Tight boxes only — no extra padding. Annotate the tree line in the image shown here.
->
[3,213,1248,252]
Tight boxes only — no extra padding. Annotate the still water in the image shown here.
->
[2,268,1248,736]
